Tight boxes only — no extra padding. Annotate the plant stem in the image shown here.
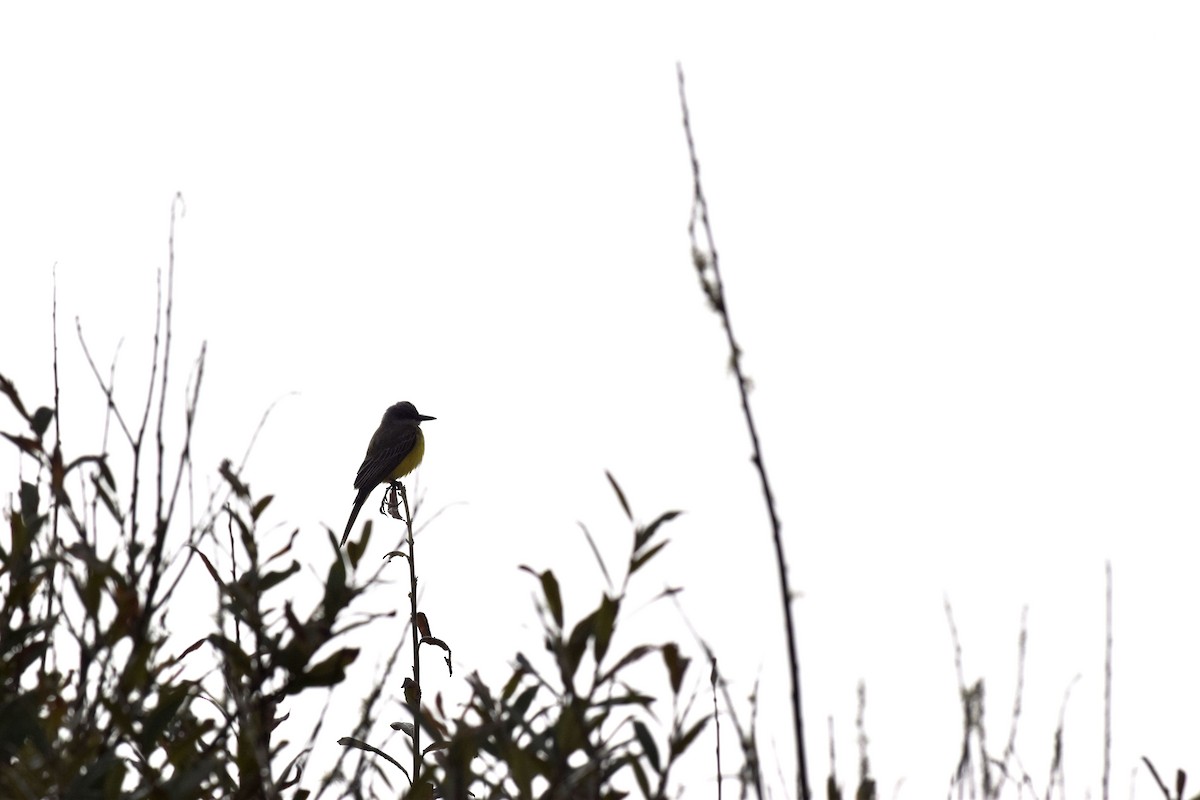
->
[677,63,810,800]
[402,482,422,782]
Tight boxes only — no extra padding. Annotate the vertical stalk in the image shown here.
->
[676,63,810,800]
[1103,561,1112,800]
[402,482,422,781]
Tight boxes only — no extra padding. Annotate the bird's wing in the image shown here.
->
[353,425,418,490]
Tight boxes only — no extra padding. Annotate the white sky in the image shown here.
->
[3,3,1199,799]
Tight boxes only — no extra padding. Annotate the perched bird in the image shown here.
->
[341,401,435,547]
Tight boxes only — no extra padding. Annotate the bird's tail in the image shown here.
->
[340,487,371,548]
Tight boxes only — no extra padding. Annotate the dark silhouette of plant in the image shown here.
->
[401,473,709,800]
[0,198,397,799]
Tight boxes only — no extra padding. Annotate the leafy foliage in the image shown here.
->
[422,476,707,800]
[0,232,396,798]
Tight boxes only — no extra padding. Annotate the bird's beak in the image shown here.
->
[419,414,436,422]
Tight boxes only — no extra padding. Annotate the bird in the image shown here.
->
[341,401,435,547]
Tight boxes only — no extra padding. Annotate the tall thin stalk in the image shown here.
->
[388,480,423,783]
[676,63,810,800]
[404,483,422,781]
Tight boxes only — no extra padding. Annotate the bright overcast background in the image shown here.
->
[3,4,1200,799]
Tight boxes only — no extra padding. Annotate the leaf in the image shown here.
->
[138,684,192,752]
[500,665,526,702]
[338,737,410,779]
[264,527,301,565]
[630,540,669,575]
[629,754,652,799]
[670,716,710,758]
[1,433,44,459]
[577,521,613,590]
[633,720,661,773]
[19,481,40,533]
[597,645,655,686]
[606,471,632,520]
[258,560,301,593]
[30,406,54,437]
[661,643,689,695]
[91,470,124,524]
[347,519,372,564]
[521,566,563,629]
[420,636,450,654]
[80,567,103,618]
[593,594,620,664]
[634,510,681,553]
[594,692,655,709]
[188,546,223,587]
[562,611,596,685]
[174,638,207,663]
[207,635,253,682]
[286,648,359,693]
[509,685,539,723]
[322,555,350,621]
[250,494,274,521]
[0,372,30,418]
[218,459,250,499]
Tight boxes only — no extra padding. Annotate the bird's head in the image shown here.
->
[384,401,436,425]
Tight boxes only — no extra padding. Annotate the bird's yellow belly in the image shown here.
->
[387,430,425,482]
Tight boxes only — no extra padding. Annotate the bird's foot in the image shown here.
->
[385,481,407,522]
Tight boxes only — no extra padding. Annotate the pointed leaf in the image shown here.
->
[338,737,410,778]
[2,433,44,459]
[606,471,632,520]
[633,721,660,773]
[630,540,669,575]
[286,648,359,693]
[258,560,301,593]
[510,685,539,722]
[593,594,619,664]
[31,406,54,437]
[521,566,563,629]
[670,716,710,758]
[630,753,652,799]
[500,665,526,702]
[138,684,192,751]
[189,546,223,586]
[661,643,690,695]
[577,521,613,589]
[634,510,681,552]
[323,555,349,620]
[219,459,250,499]
[598,645,655,686]
[250,494,274,521]
[562,611,596,684]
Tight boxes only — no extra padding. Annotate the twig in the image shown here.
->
[1103,563,1112,800]
[676,62,810,800]
[1000,606,1028,797]
[42,265,63,675]
[712,657,722,800]
[401,482,423,783]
